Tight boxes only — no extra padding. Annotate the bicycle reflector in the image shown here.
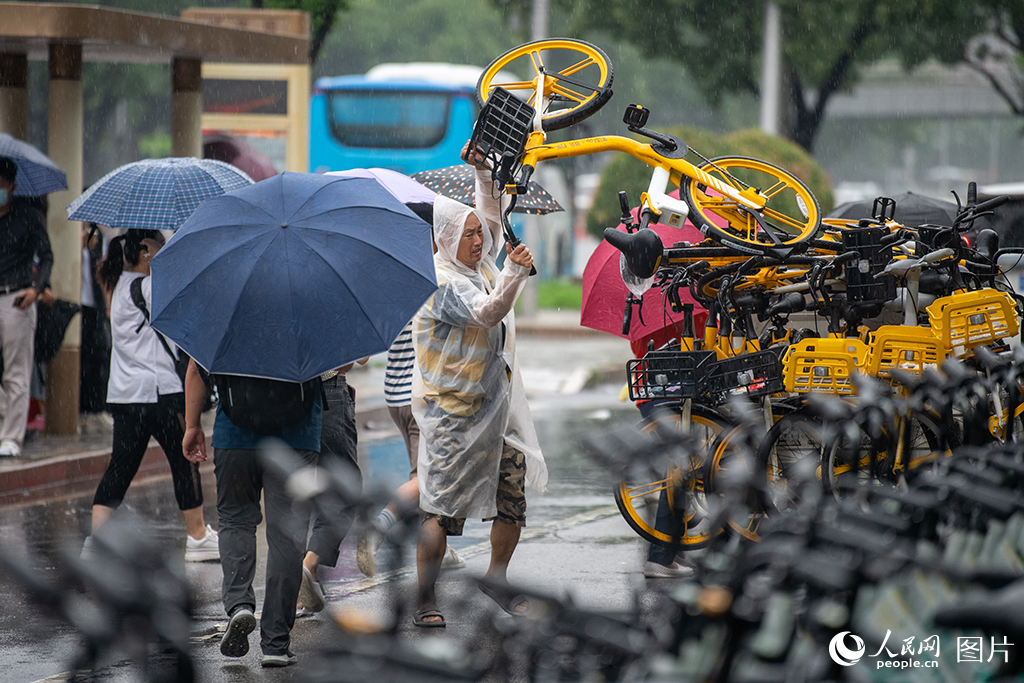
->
[623,104,650,129]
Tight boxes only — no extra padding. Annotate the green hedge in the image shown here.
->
[586,127,834,238]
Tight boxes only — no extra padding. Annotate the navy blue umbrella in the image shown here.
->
[149,172,436,382]
[0,133,67,196]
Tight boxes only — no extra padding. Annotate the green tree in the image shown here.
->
[315,0,513,78]
[965,1,1024,116]
[565,0,985,152]
[252,0,351,65]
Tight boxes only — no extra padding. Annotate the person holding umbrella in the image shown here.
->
[167,171,438,667]
[0,156,53,458]
[81,229,218,563]
[411,145,548,627]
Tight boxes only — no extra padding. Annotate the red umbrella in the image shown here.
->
[582,197,707,344]
[203,134,278,182]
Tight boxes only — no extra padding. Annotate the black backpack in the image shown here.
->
[212,374,322,434]
[130,277,322,430]
[129,277,188,383]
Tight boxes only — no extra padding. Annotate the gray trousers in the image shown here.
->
[306,374,361,566]
[214,446,317,656]
[0,292,36,447]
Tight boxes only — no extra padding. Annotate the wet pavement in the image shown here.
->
[0,323,663,682]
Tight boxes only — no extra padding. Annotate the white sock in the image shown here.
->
[373,509,398,552]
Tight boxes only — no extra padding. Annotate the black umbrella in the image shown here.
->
[35,300,81,364]
[411,164,563,215]
[828,192,958,227]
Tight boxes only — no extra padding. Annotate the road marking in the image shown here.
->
[326,504,620,599]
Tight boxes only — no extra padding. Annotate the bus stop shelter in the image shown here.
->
[0,3,309,435]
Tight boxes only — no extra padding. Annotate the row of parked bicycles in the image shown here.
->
[470,36,1024,681]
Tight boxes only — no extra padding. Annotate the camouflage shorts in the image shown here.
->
[424,441,527,536]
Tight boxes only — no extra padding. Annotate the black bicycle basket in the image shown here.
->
[842,227,896,303]
[627,350,715,401]
[705,350,785,404]
[469,86,535,162]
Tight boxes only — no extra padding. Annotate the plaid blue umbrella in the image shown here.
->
[149,173,437,382]
[0,133,67,196]
[67,157,253,231]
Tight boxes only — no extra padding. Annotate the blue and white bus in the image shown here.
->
[309,63,489,175]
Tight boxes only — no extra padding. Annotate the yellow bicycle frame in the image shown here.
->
[512,130,768,218]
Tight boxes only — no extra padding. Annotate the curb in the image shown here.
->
[0,444,215,508]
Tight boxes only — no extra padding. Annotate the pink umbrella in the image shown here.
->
[582,194,708,344]
[326,168,437,205]
[203,135,278,182]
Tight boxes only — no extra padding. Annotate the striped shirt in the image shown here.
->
[384,322,414,407]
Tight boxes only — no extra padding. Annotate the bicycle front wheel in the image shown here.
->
[683,156,821,254]
[476,38,614,132]
[614,403,727,550]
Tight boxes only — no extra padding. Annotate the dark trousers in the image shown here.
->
[638,399,679,565]
[306,375,361,567]
[215,447,317,656]
[93,393,201,510]
[79,305,110,414]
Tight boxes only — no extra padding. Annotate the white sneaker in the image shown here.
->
[81,535,98,561]
[0,440,21,457]
[185,524,220,562]
[441,546,466,570]
[643,561,695,579]
[298,566,325,613]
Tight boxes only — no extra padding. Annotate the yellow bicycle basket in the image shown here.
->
[865,326,947,378]
[783,337,869,395]
[926,288,1019,354]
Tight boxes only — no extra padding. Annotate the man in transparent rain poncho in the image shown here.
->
[410,149,548,627]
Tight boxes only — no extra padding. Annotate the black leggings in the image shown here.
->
[92,393,202,511]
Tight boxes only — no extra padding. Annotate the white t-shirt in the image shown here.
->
[106,272,182,404]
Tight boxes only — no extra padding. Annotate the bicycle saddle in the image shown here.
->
[604,227,663,279]
[933,579,1024,637]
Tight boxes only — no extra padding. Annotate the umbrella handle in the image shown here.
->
[622,295,633,336]
[502,197,538,276]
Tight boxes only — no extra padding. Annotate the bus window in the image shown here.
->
[309,63,496,175]
[327,90,452,148]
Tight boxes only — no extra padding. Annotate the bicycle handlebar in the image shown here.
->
[975,194,1009,214]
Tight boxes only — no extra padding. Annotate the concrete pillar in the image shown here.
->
[0,53,29,140]
[171,57,202,157]
[45,42,83,436]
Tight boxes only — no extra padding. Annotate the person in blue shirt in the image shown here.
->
[182,359,320,669]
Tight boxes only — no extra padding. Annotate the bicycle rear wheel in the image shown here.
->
[757,411,827,513]
[476,38,614,132]
[614,403,727,549]
[683,156,821,255]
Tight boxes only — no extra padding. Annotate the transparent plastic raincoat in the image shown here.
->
[412,169,548,520]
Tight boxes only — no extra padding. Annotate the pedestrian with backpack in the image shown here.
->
[83,230,218,562]
[182,358,323,668]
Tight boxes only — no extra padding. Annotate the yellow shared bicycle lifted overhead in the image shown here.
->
[471,39,822,259]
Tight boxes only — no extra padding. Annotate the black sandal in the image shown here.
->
[413,604,446,628]
[479,582,529,616]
